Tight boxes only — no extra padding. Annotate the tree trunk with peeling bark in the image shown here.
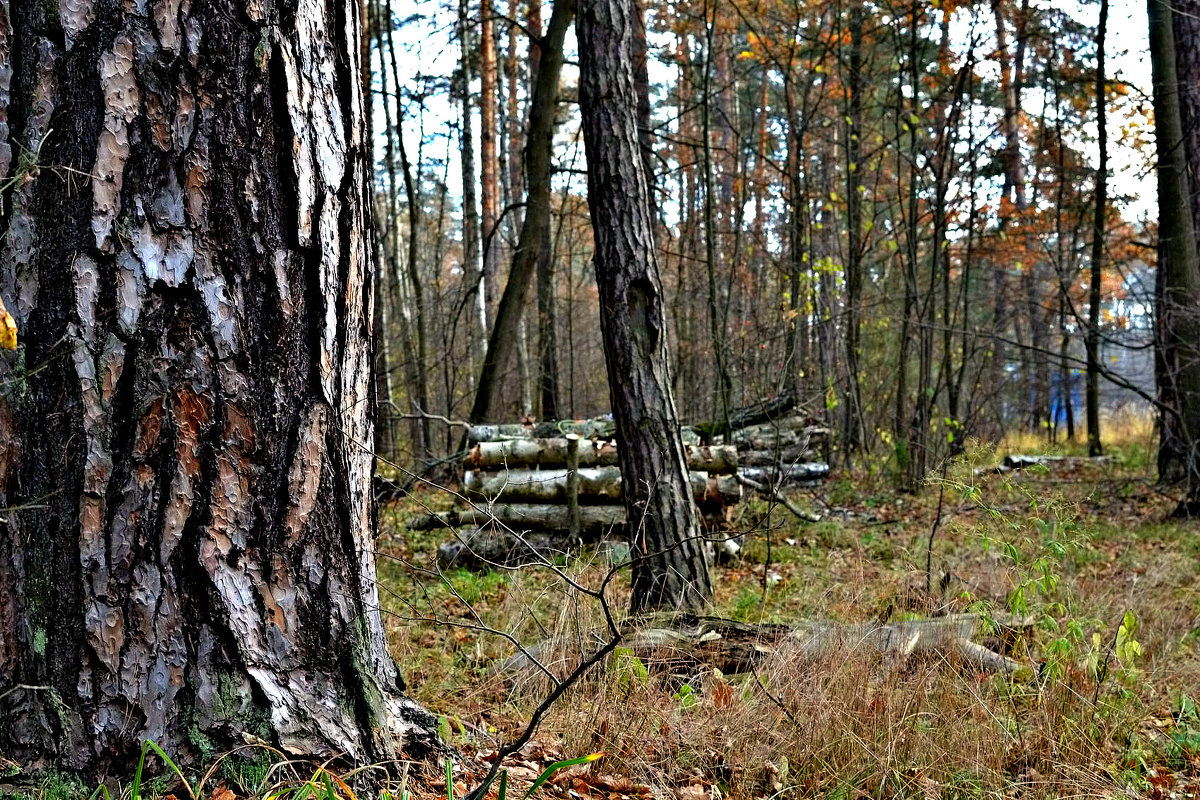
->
[0,0,437,772]
[577,0,712,612]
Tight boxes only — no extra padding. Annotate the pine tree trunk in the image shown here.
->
[841,1,866,461]
[468,0,575,426]
[1151,0,1200,512]
[0,0,437,772]
[530,0,562,422]
[577,0,712,611]
[457,0,487,371]
[480,0,500,320]
[1087,0,1108,456]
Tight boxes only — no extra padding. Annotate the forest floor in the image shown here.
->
[10,425,1198,800]
[375,425,1200,800]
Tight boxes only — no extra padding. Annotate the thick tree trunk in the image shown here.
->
[1165,0,1200,484]
[577,0,712,611]
[1150,0,1200,512]
[0,0,436,772]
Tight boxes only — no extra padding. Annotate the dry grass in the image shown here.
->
[14,433,1196,800]
[377,437,1200,800]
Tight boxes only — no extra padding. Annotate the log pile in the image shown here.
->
[714,415,831,488]
[420,414,831,570]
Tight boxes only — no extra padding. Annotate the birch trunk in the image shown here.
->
[0,0,436,771]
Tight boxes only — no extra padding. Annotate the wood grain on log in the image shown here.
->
[463,468,742,505]
[465,438,739,473]
[409,505,627,532]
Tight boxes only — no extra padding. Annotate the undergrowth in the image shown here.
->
[6,419,1199,799]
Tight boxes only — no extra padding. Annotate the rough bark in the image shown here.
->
[365,0,396,461]
[1166,0,1200,485]
[1176,0,1200,239]
[0,0,436,772]
[1150,0,1200,512]
[841,1,866,461]
[533,0,561,429]
[577,0,712,611]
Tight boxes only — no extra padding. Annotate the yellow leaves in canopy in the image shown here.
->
[0,297,16,351]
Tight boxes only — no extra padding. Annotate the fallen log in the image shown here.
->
[726,427,831,452]
[740,445,820,467]
[464,468,743,505]
[409,504,626,533]
[437,529,596,570]
[738,462,830,486]
[693,393,799,441]
[984,454,1117,475]
[464,438,739,474]
[500,613,1033,677]
[468,419,616,443]
[735,474,821,523]
[468,419,703,445]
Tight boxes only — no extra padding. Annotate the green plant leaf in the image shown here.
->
[523,753,604,800]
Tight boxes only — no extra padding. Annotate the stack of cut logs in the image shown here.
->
[409,416,830,569]
[715,416,831,487]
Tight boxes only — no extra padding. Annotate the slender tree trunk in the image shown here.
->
[366,0,397,460]
[842,0,866,461]
[782,75,807,403]
[530,0,562,420]
[0,0,437,770]
[458,0,487,371]
[989,0,1027,434]
[1087,0,1109,456]
[468,0,576,425]
[480,0,500,318]
[376,8,425,461]
[577,0,712,611]
[1179,0,1200,238]
[1151,0,1200,512]
[701,0,732,430]
[387,0,433,461]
